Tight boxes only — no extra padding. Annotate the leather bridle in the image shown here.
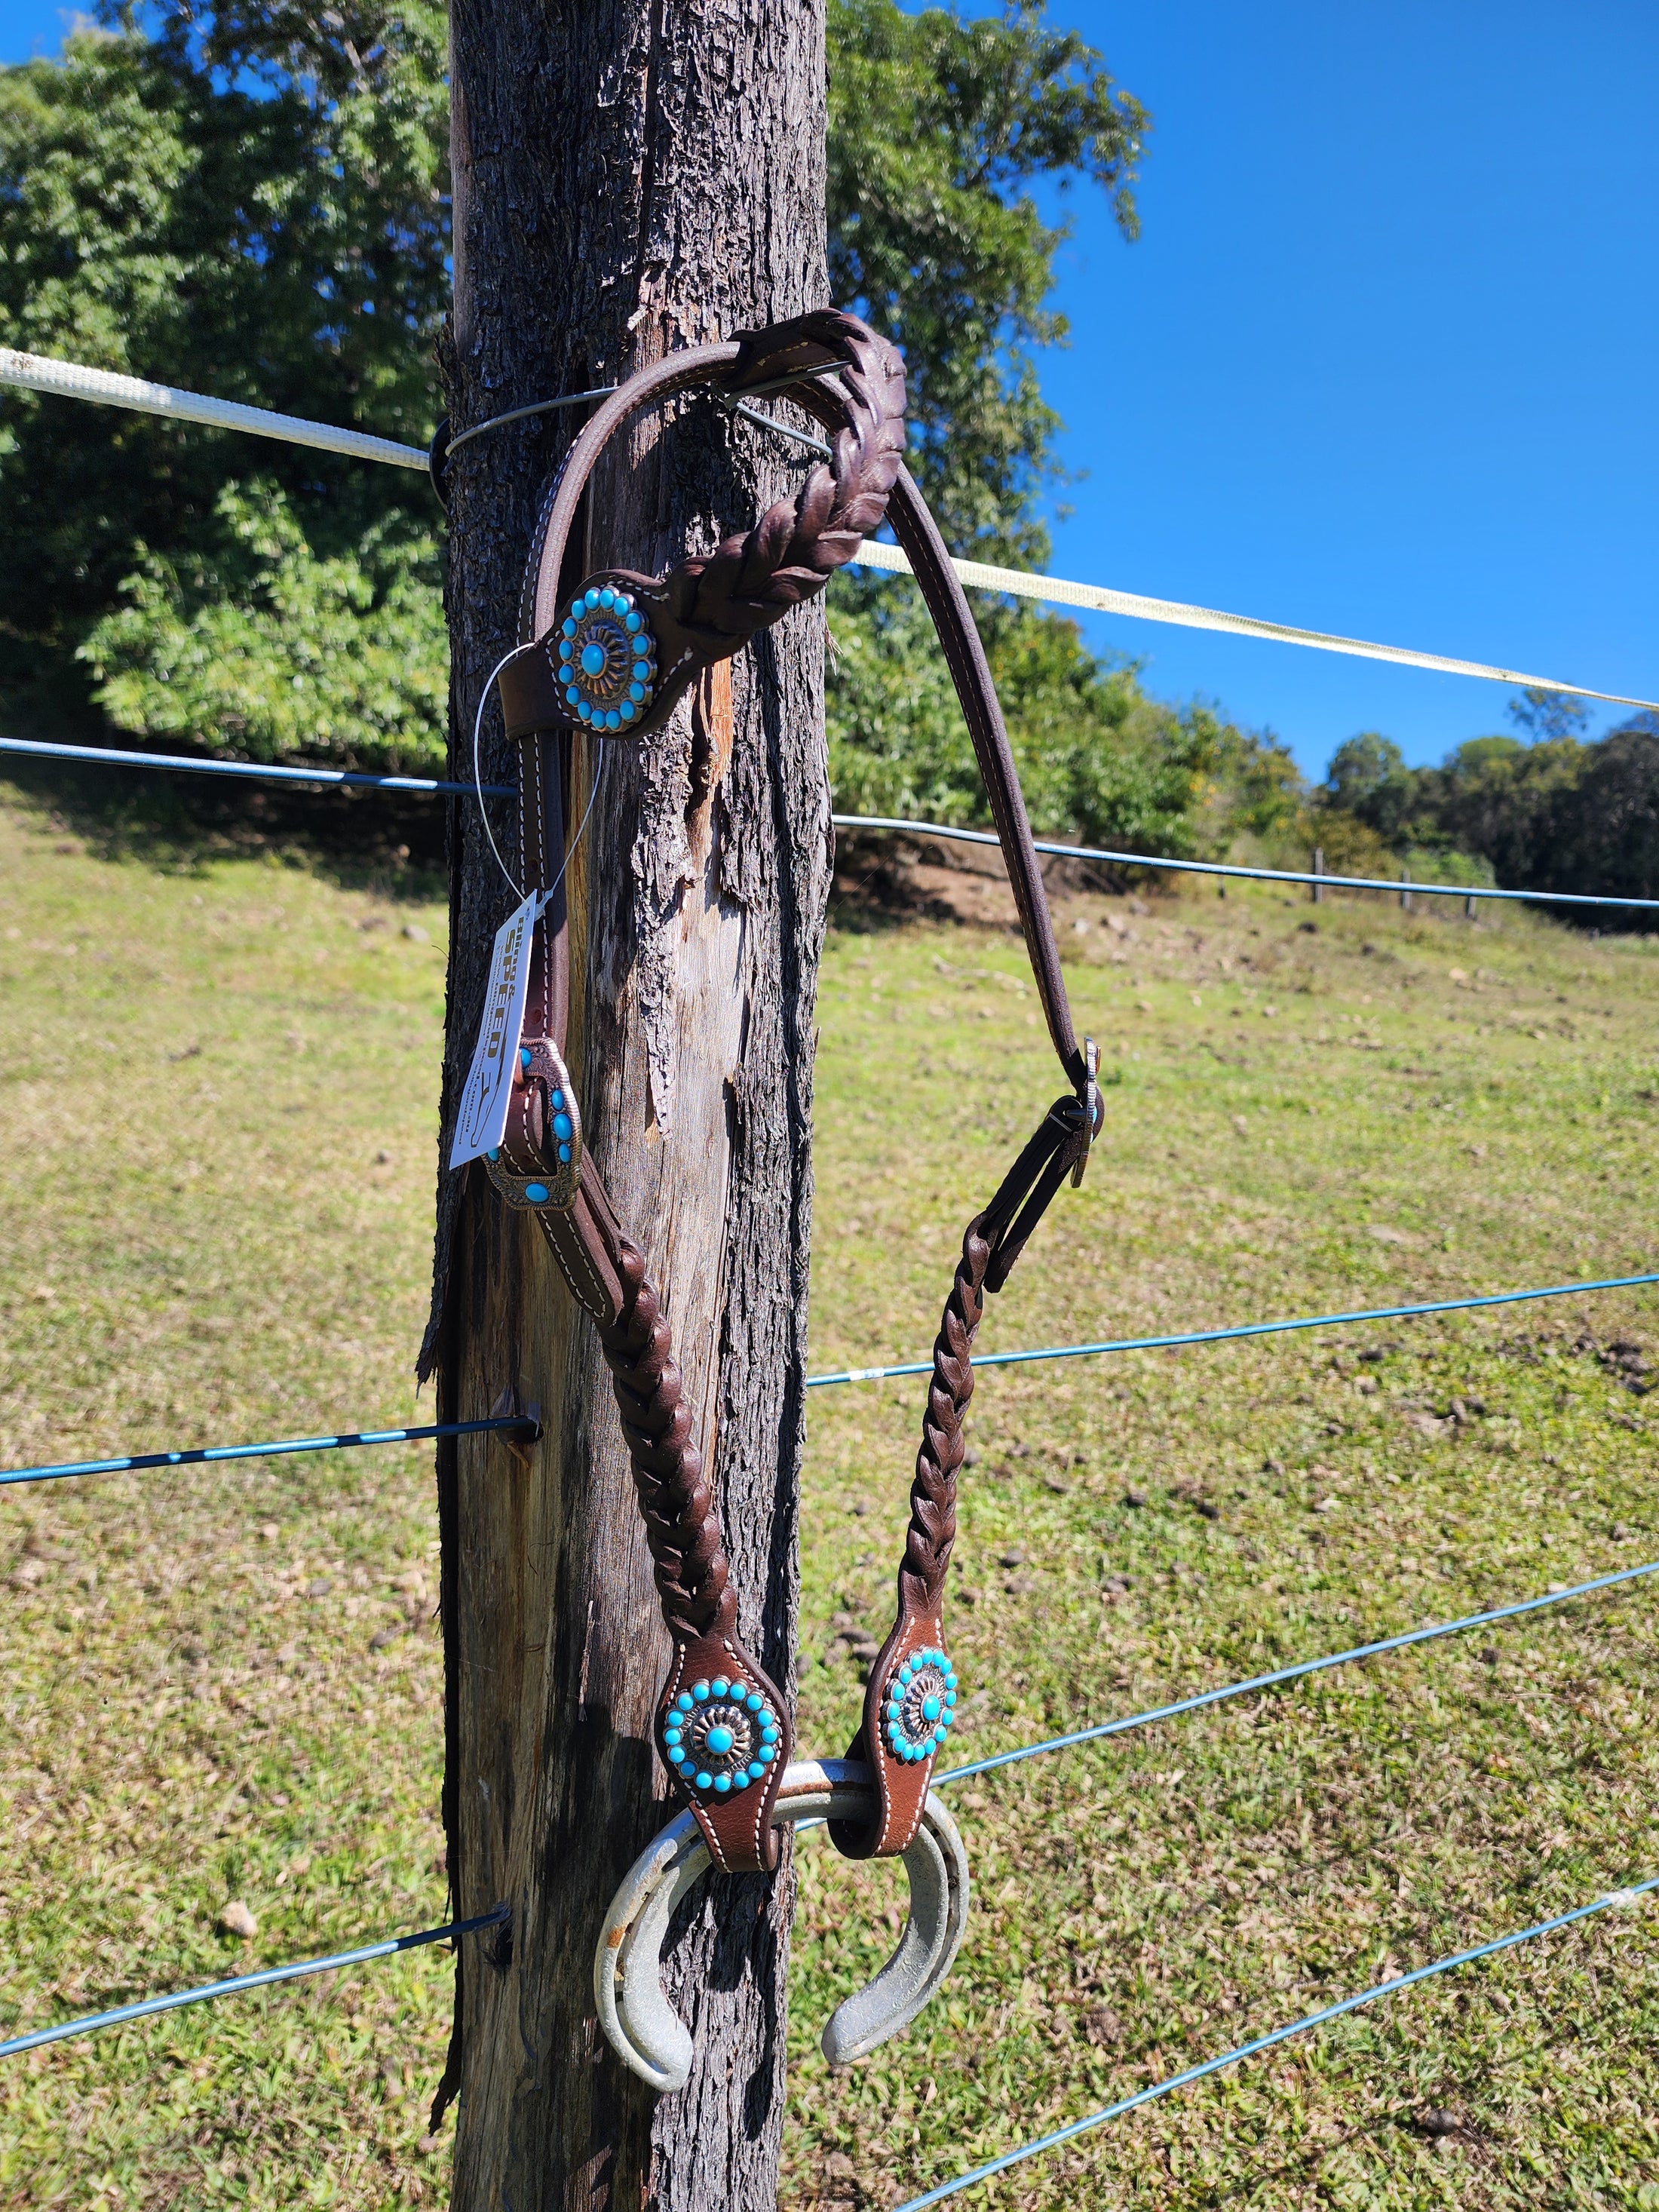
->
[480,308,1100,1880]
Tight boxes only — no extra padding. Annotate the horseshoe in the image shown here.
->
[593,1758,970,2091]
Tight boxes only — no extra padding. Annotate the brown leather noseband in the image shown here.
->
[477,308,1099,1875]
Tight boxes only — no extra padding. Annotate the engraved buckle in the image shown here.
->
[483,1035,582,1212]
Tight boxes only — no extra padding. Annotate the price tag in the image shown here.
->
[449,891,539,1169]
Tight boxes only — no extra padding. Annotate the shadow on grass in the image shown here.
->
[0,747,453,902]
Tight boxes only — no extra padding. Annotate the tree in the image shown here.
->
[4,1,1180,870]
[429,6,830,2205]
[0,8,446,744]
[826,0,1146,563]
[1508,683,1590,745]
[1528,716,1659,904]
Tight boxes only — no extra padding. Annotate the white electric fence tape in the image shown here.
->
[6,345,1657,715]
[850,539,1659,715]
[0,347,429,471]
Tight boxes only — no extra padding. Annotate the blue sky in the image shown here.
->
[5,1,1654,778]
[1008,2,1659,775]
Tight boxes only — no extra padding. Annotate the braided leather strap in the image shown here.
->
[597,1235,794,1874]
[658,314,906,649]
[831,1222,988,1859]
[490,1048,793,1872]
[830,1088,1092,1858]
[498,310,906,747]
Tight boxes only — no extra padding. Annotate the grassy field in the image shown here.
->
[1,783,1656,2209]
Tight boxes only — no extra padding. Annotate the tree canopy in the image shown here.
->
[827,0,1145,563]
[2,2,1293,861]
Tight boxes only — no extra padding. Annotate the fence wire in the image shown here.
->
[891,1876,1659,2211]
[1,1415,535,1489]
[6,344,1657,713]
[833,811,1659,913]
[9,1269,1653,1487]
[0,1907,509,2060]
[805,1271,1659,1388]
[0,734,513,797]
[933,1557,1659,1791]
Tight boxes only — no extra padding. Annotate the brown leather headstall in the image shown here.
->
[472,307,1100,1876]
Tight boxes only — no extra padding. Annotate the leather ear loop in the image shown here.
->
[509,329,1084,1097]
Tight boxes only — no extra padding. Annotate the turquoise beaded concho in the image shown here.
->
[557,586,658,731]
[883,1646,958,1765]
[662,1674,783,1800]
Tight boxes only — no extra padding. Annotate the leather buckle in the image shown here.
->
[1070,1036,1099,1189]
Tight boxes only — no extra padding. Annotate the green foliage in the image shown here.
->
[828,575,1258,856]
[1531,716,1659,903]
[825,1,1176,854]
[0,6,446,726]
[79,483,447,769]
[1311,694,1659,912]
[1204,719,1305,843]
[828,0,1147,563]
[5,0,1218,864]
[1508,683,1591,744]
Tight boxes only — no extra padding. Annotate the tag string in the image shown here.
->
[473,649,527,901]
[472,653,606,914]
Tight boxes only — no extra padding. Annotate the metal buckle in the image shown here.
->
[1070,1035,1099,1189]
[483,1036,582,1212]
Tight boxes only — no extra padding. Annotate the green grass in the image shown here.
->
[2,787,1657,2209]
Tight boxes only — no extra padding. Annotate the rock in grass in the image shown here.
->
[1417,2107,1458,2139]
[218,1900,258,1939]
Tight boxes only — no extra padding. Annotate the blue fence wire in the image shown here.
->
[4,743,1652,912]
[0,1415,535,1489]
[9,1272,1653,1484]
[891,1874,1659,2211]
[11,1554,1651,2067]
[0,1906,510,2061]
[805,1270,1659,1388]
[0,735,514,799]
[932,1557,1659,1792]
[834,812,1659,913]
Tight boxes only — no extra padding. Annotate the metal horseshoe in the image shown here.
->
[594,1757,970,2091]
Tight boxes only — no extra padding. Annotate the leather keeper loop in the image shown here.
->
[497,642,570,742]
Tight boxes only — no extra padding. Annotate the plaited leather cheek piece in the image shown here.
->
[480,308,1101,1879]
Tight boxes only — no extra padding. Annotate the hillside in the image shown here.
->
[1,785,1655,2207]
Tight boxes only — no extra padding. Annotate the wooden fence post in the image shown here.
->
[424,8,829,2204]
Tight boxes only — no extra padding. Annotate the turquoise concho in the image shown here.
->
[882,1646,958,1765]
[557,585,658,732]
[661,1674,782,1800]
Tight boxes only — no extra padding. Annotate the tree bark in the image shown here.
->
[427,8,828,2206]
